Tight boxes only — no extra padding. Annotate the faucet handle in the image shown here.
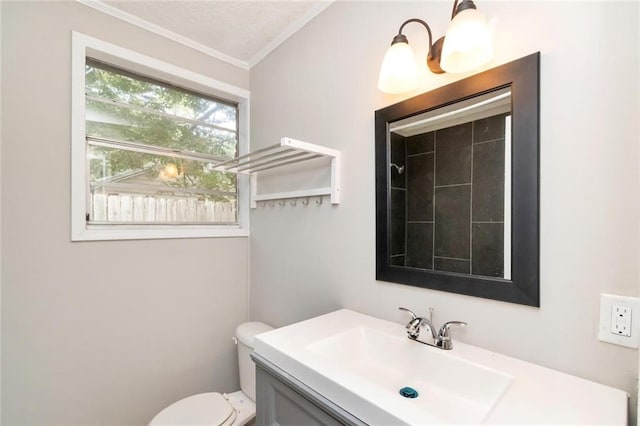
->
[438,321,467,338]
[398,307,417,320]
[438,321,467,350]
[399,308,424,339]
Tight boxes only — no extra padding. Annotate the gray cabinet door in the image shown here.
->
[253,355,366,426]
[256,366,343,426]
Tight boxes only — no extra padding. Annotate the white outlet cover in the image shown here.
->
[599,293,640,349]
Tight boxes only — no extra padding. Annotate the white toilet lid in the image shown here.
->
[150,392,237,426]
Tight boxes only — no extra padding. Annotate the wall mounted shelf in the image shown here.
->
[215,137,341,208]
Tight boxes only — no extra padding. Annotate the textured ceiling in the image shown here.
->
[104,1,329,65]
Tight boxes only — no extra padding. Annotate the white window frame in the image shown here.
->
[71,32,250,241]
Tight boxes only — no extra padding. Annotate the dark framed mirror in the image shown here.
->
[375,52,540,306]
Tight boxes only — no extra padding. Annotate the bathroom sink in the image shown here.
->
[306,326,511,424]
[253,309,627,425]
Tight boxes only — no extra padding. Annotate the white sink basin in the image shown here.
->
[254,309,627,425]
[306,326,511,424]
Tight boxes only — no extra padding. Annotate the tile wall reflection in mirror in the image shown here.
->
[388,88,511,279]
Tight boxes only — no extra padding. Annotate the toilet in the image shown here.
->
[150,322,274,426]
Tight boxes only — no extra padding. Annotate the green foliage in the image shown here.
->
[85,63,238,201]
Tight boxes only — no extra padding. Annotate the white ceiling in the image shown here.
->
[89,0,333,68]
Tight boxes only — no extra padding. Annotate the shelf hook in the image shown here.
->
[316,196,323,205]
[302,197,309,206]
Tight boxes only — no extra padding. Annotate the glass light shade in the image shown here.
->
[440,8,492,74]
[378,42,419,94]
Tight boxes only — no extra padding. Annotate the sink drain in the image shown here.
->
[399,386,419,398]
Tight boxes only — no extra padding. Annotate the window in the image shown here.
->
[86,60,239,224]
[72,33,250,241]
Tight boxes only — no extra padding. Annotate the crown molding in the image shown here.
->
[76,0,250,70]
[247,1,335,68]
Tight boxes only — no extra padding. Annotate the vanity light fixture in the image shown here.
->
[378,0,493,94]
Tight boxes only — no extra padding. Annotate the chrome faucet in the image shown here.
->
[398,307,467,350]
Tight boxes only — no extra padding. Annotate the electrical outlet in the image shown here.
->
[599,294,640,348]
[611,305,631,337]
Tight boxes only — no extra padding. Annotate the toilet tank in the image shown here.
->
[235,322,273,401]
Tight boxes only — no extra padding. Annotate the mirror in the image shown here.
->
[375,53,540,306]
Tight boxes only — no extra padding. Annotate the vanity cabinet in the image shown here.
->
[252,309,628,425]
[253,354,366,426]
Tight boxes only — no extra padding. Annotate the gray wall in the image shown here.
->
[1,2,249,424]
[250,0,640,415]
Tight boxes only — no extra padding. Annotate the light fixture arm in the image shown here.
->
[393,18,445,74]
[395,18,435,61]
[451,0,478,19]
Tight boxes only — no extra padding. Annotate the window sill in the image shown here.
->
[72,224,249,241]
